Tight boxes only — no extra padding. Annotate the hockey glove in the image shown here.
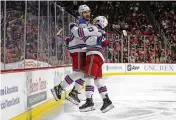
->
[98,30,107,39]
[64,37,71,47]
[102,39,110,47]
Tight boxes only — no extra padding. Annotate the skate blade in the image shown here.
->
[79,106,95,112]
[66,96,79,105]
[102,104,114,113]
[51,89,59,101]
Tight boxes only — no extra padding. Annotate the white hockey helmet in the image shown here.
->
[78,5,90,15]
[93,16,108,28]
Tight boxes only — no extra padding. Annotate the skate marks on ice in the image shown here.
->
[56,99,176,120]
[58,76,176,120]
[108,76,176,102]
[39,76,176,120]
[113,100,176,120]
[58,100,116,120]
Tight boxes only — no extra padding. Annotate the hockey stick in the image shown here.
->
[109,39,122,44]
[109,29,127,43]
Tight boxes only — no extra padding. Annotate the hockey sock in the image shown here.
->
[98,86,108,99]
[75,78,85,91]
[84,77,94,98]
[60,75,74,89]
[60,71,83,89]
[94,78,108,99]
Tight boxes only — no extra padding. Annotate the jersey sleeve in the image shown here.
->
[71,26,102,38]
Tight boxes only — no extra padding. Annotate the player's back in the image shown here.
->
[85,25,105,61]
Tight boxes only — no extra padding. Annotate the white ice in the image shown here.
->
[38,75,176,120]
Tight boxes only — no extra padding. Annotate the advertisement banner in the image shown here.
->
[126,64,140,72]
[143,64,176,72]
[1,73,26,120]
[25,70,48,109]
[24,59,51,68]
[125,64,176,73]
[1,66,73,119]
[1,59,51,70]
[103,63,125,73]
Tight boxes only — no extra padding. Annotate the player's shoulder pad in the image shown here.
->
[79,17,86,24]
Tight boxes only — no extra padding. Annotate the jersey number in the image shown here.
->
[88,27,94,32]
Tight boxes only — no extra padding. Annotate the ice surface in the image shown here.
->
[38,75,176,120]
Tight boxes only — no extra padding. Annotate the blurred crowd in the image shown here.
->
[1,1,71,66]
[106,2,176,63]
[150,2,176,62]
[1,1,176,69]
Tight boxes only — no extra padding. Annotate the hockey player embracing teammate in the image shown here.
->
[51,4,114,113]
[69,16,114,113]
[51,5,91,104]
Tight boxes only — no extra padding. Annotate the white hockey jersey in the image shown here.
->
[70,25,105,61]
[68,20,91,53]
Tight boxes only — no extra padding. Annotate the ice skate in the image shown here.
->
[79,97,95,112]
[66,87,81,105]
[51,84,63,101]
[100,94,114,113]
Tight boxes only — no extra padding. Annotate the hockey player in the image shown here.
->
[51,5,93,103]
[51,5,114,113]
[70,16,114,113]
[66,11,114,109]
[65,5,92,104]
